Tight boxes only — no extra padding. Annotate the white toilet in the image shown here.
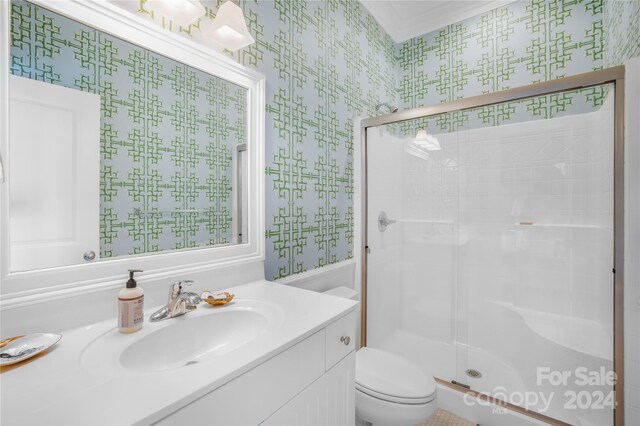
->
[323,287,437,426]
[355,347,437,425]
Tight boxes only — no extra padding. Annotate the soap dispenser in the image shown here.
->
[118,269,144,333]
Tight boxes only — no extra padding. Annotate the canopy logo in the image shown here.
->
[462,367,616,413]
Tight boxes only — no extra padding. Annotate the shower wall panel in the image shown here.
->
[458,96,614,426]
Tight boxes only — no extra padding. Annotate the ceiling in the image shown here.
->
[359,0,518,43]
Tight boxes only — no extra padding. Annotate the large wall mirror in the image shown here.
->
[0,0,264,293]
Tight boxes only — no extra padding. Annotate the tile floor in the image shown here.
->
[419,409,475,426]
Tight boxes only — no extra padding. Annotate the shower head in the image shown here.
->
[375,102,398,114]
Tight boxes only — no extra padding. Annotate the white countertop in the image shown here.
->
[0,281,357,425]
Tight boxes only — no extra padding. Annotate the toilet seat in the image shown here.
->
[356,347,436,405]
[356,383,436,405]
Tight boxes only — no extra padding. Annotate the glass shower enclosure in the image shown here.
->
[361,68,624,426]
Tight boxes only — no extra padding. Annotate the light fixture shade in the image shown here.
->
[414,129,441,151]
[405,143,430,160]
[146,0,206,28]
[414,129,429,143]
[209,1,255,51]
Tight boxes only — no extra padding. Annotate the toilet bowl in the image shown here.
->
[322,287,437,426]
[355,347,437,425]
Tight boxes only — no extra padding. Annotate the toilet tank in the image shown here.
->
[322,286,359,300]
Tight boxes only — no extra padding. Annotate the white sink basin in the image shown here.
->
[121,309,268,371]
[81,300,284,373]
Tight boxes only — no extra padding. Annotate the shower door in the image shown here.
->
[364,82,617,426]
[365,114,460,384]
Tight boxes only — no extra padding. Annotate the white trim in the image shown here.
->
[353,118,363,307]
[0,257,265,311]
[0,0,10,291]
[0,0,266,298]
[623,57,640,425]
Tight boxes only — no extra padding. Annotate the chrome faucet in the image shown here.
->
[150,280,201,322]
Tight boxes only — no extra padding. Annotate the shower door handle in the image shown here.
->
[378,211,396,232]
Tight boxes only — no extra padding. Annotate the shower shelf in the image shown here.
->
[398,219,453,224]
[514,223,608,229]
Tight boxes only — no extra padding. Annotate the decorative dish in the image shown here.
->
[0,333,62,366]
[200,291,235,306]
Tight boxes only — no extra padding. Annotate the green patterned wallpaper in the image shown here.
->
[10,1,247,258]
[397,0,608,134]
[252,0,397,279]
[604,0,640,66]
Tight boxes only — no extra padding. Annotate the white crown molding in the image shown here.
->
[360,0,519,43]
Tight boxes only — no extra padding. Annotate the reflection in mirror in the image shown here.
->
[8,0,248,272]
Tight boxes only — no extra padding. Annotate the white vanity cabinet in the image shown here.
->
[262,354,355,426]
[155,310,357,426]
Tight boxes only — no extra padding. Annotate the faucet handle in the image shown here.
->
[168,280,195,302]
[171,279,194,290]
[175,279,194,287]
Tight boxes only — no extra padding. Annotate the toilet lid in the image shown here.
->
[356,347,436,404]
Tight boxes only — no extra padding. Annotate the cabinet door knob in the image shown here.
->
[340,336,350,346]
[83,251,96,261]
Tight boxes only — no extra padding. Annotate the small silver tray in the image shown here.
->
[0,333,62,366]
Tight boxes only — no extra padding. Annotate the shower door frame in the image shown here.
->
[359,65,625,426]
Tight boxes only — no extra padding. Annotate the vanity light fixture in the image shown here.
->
[209,0,255,51]
[145,0,206,28]
[414,129,441,151]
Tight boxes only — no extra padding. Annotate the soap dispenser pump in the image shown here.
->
[118,269,144,333]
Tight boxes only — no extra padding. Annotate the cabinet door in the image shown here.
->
[262,352,355,426]
[9,75,100,271]
[325,311,356,370]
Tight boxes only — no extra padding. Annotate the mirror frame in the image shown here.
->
[0,0,265,298]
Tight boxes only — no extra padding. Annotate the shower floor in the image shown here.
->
[374,330,523,391]
[372,329,612,426]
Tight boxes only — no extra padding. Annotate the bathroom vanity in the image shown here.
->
[0,281,357,425]
[0,2,358,425]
